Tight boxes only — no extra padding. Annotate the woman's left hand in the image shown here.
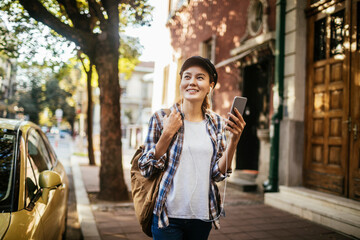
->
[225,108,246,143]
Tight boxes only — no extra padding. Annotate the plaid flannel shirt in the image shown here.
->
[138,103,228,229]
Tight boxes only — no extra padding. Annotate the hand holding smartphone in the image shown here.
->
[230,96,247,117]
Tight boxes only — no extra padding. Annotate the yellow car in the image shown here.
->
[0,118,69,240]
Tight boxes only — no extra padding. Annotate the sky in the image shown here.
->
[124,1,170,63]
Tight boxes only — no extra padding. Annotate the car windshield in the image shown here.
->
[0,128,16,208]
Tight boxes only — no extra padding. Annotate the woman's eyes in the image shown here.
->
[184,75,204,80]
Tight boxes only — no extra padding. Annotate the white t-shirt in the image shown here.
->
[166,120,213,219]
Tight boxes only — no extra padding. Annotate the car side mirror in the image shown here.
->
[39,170,62,204]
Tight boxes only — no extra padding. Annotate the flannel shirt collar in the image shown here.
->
[172,103,216,124]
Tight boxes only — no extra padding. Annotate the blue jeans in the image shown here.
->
[151,215,212,240]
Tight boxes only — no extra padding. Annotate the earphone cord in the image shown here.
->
[188,123,229,222]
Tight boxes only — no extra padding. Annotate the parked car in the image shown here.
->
[0,118,69,240]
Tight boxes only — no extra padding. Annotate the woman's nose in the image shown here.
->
[189,77,197,85]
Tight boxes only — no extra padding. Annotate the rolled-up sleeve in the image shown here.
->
[138,111,167,178]
[211,116,228,182]
[211,161,226,182]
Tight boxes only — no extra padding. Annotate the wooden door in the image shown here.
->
[304,0,351,197]
[349,0,360,200]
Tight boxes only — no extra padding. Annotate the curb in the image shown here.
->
[70,155,101,240]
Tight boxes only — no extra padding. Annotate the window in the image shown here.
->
[248,0,264,36]
[200,35,216,63]
[25,155,38,207]
[28,129,52,172]
[203,39,213,59]
[0,128,16,210]
[314,18,326,61]
[330,10,345,57]
[41,133,57,166]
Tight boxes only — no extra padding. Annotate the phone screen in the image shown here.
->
[230,96,247,116]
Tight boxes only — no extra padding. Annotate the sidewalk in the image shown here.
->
[71,146,355,240]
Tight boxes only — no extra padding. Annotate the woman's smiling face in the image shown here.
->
[180,65,214,103]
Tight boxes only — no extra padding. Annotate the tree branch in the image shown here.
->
[77,51,90,73]
[19,0,96,54]
[87,0,107,29]
[56,0,91,32]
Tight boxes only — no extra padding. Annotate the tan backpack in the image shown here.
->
[130,109,170,237]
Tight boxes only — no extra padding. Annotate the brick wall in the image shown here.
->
[167,0,276,116]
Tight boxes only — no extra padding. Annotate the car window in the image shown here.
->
[28,129,52,171]
[25,154,39,207]
[47,146,57,166]
[40,132,57,166]
[0,128,16,208]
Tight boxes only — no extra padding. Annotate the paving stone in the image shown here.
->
[268,229,294,237]
[227,233,256,240]
[278,236,304,240]
[256,223,285,231]
[97,222,122,229]
[125,233,149,240]
[247,230,275,239]
[219,226,243,234]
[102,235,127,240]
[208,234,231,240]
[237,225,259,232]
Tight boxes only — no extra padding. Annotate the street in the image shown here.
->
[49,135,83,240]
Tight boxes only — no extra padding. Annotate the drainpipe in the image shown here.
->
[263,0,286,192]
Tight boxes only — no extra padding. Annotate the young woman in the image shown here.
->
[139,56,246,240]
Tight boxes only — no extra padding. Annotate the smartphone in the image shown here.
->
[230,96,247,116]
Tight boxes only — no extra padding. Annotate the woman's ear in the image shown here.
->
[209,82,215,92]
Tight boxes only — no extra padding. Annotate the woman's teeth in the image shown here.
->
[187,89,198,93]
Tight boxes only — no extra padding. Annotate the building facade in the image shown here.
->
[153,0,360,237]
[76,61,155,152]
[156,0,277,191]
[0,55,17,118]
[266,0,360,237]
[120,61,154,148]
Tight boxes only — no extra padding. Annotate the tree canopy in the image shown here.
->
[0,0,153,201]
[15,62,77,126]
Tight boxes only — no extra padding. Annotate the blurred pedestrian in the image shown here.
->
[139,56,246,240]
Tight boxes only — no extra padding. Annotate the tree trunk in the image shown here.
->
[94,47,128,201]
[86,64,95,166]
